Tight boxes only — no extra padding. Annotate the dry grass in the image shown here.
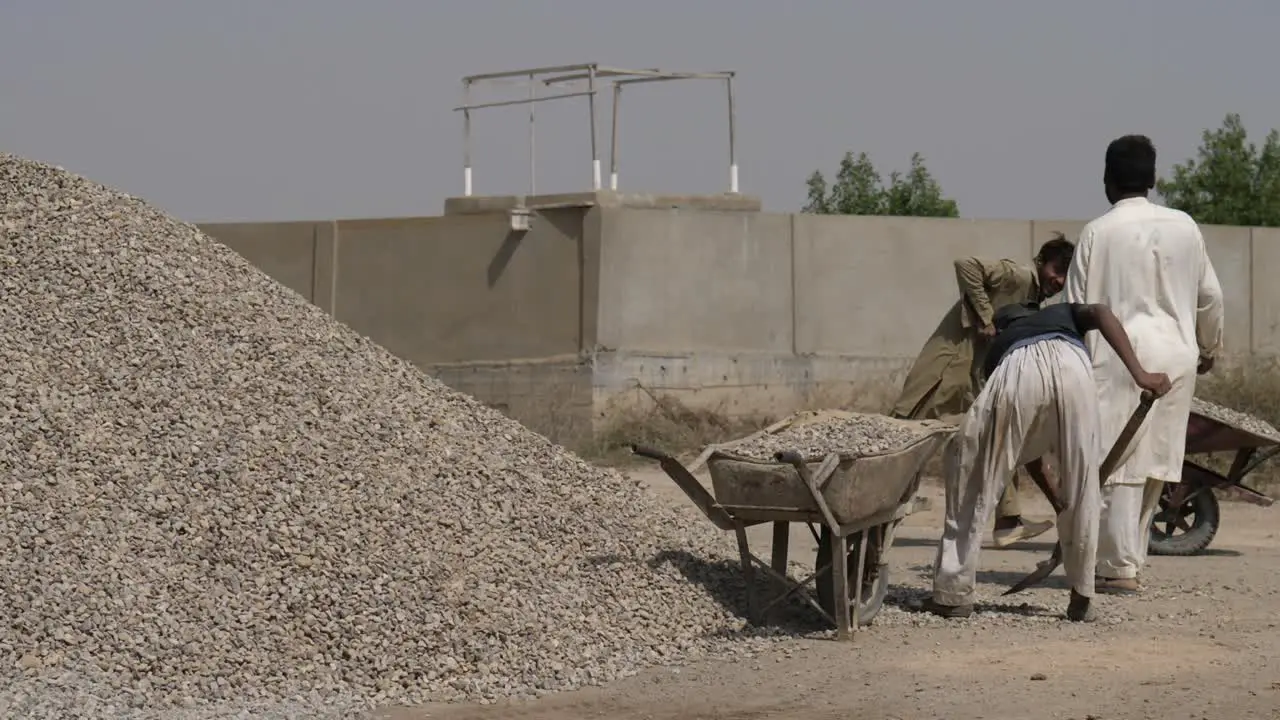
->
[1194,357,1280,422]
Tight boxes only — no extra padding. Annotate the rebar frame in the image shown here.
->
[454,64,737,196]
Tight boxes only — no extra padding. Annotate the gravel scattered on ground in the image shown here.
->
[0,154,786,717]
[393,482,1280,720]
[720,413,941,461]
[1191,397,1280,443]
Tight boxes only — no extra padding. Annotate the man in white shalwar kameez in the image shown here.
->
[924,300,1171,621]
[1064,135,1225,595]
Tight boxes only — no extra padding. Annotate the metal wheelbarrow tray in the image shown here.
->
[1149,397,1280,556]
[632,418,954,640]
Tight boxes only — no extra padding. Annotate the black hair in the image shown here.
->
[1104,134,1157,194]
[1036,232,1075,274]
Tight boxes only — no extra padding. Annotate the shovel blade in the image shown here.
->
[1002,544,1063,596]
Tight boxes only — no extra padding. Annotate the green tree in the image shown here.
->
[803,151,959,217]
[802,170,831,214]
[885,153,960,217]
[1157,113,1280,227]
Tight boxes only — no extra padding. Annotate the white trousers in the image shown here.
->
[933,339,1102,606]
[1096,478,1166,580]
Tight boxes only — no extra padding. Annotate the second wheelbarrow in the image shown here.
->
[632,418,955,640]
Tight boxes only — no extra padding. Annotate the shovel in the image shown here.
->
[1002,390,1156,596]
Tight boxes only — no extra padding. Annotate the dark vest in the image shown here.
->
[983,302,1087,379]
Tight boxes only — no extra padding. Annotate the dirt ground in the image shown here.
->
[387,466,1280,720]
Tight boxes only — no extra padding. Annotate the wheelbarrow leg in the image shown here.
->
[770,522,789,577]
[769,521,790,623]
[831,532,851,641]
[851,526,870,634]
[734,521,758,623]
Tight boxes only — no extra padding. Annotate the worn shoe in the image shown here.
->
[1094,576,1140,595]
[917,598,974,619]
[992,518,1055,548]
[1066,590,1096,622]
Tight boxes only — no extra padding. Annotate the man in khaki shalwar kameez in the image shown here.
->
[891,236,1077,546]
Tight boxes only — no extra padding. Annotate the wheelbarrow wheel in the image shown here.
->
[1148,483,1220,556]
[814,525,889,627]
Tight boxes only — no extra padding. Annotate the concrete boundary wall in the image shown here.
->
[201,221,327,304]
[595,209,794,354]
[207,210,592,366]
[201,210,1272,440]
[792,215,1031,357]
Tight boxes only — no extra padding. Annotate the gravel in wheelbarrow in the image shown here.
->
[1190,397,1280,445]
[713,410,945,461]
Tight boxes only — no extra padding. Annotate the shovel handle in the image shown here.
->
[631,445,670,462]
[1098,391,1157,482]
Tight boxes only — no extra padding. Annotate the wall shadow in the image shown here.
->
[486,231,523,288]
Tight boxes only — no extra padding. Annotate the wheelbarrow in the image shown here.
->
[631,418,955,640]
[1148,397,1280,556]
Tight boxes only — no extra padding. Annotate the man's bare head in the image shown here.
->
[1104,134,1157,204]
[1035,232,1076,298]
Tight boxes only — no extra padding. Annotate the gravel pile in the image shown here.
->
[0,154,776,718]
[1191,397,1280,443]
[720,413,939,461]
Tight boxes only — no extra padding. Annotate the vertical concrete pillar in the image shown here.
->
[580,207,602,353]
[311,221,339,315]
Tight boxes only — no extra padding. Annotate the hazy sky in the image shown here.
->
[3,0,1277,223]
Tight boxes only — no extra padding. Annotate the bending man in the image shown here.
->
[1064,134,1225,594]
[925,300,1171,621]
[891,236,1076,547]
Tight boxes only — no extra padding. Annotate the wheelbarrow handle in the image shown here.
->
[628,444,736,531]
[630,444,672,462]
[774,450,805,466]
